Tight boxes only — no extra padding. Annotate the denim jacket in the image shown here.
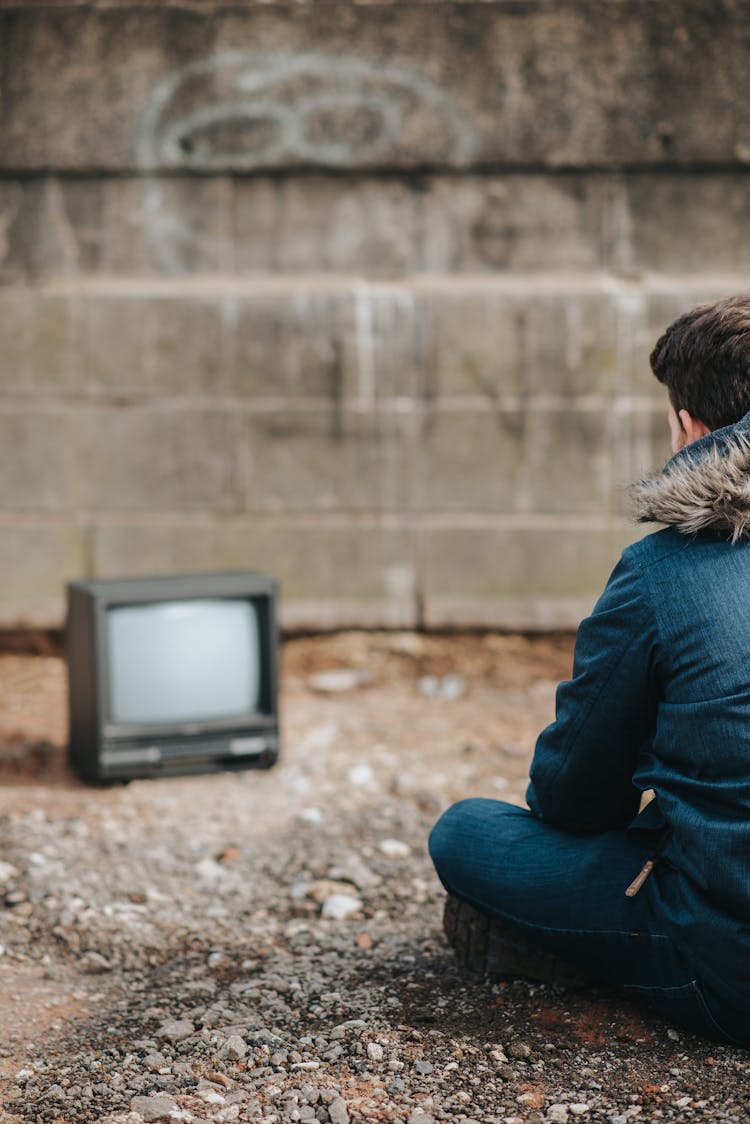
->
[527,409,750,999]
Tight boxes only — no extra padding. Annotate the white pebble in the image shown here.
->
[418,675,440,697]
[0,861,19,885]
[309,668,368,693]
[299,807,323,824]
[194,857,226,883]
[367,1042,384,1061]
[347,764,374,786]
[198,1090,226,1104]
[379,838,411,858]
[321,894,362,920]
[440,673,465,700]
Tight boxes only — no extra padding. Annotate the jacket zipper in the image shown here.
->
[625,859,654,897]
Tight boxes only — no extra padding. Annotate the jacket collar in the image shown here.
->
[630,409,750,542]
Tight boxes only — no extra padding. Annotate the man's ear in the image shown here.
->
[678,409,711,444]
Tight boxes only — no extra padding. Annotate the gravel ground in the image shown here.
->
[0,631,748,1124]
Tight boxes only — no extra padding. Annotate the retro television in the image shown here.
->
[66,572,279,783]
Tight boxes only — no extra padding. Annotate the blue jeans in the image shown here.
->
[429,798,747,1046]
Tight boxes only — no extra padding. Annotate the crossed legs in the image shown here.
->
[429,798,741,1043]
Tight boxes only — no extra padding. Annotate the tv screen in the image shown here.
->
[66,573,279,783]
[107,599,260,725]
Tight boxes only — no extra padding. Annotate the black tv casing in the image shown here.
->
[66,572,279,783]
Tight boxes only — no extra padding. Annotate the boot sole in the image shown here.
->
[443,894,591,986]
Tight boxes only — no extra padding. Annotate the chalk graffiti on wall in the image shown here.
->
[137,51,478,171]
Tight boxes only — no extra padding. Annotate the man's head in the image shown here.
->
[651,295,750,452]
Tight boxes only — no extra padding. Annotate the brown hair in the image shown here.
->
[650,295,750,432]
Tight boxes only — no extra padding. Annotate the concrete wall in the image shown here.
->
[2,1,750,629]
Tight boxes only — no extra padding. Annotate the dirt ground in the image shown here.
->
[0,632,748,1124]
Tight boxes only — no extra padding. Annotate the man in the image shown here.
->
[429,295,750,1045]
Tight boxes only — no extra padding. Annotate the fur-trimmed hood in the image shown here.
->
[630,410,750,542]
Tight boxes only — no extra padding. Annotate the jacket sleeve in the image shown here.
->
[526,548,658,833]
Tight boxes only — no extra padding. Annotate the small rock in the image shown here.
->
[366,1042,384,1062]
[407,1112,435,1124]
[309,669,370,693]
[0,861,19,885]
[130,1095,178,1122]
[199,1089,226,1105]
[329,855,380,889]
[547,1106,569,1123]
[299,807,323,824]
[508,1041,532,1059]
[155,1018,195,1043]
[418,674,465,700]
[195,857,226,883]
[440,673,465,700]
[144,1052,167,1072]
[570,1108,590,1117]
[418,675,440,698]
[347,764,374,786]
[216,1107,240,1121]
[321,894,362,920]
[328,1097,350,1124]
[219,1035,247,1061]
[205,1070,232,1088]
[414,1059,433,1075]
[379,839,411,858]
[306,879,359,904]
[80,951,114,975]
[217,846,240,864]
